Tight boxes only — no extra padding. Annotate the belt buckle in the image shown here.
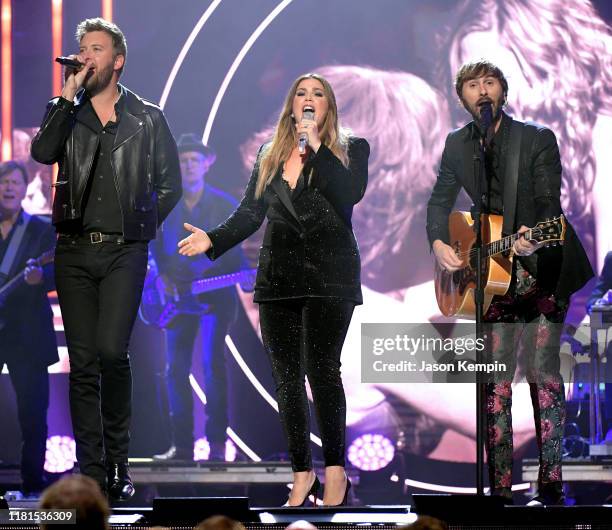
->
[90,232,103,244]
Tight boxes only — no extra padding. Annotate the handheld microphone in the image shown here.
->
[298,109,315,154]
[55,56,83,69]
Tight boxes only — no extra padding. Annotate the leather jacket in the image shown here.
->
[31,84,182,240]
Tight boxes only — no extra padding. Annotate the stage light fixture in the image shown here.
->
[44,435,76,473]
[347,433,395,471]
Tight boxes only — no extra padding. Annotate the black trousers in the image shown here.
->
[1,354,48,493]
[259,297,355,472]
[54,239,147,486]
[164,311,232,450]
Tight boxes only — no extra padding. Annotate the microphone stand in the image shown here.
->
[474,128,487,497]
[413,112,507,524]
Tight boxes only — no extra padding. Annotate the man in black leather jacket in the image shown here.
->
[31,17,181,499]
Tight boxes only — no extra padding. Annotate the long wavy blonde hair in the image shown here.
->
[255,73,350,198]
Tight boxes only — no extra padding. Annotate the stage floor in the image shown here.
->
[2,501,612,529]
[2,460,611,528]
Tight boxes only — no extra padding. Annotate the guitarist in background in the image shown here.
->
[426,60,593,505]
[0,161,57,497]
[152,135,247,462]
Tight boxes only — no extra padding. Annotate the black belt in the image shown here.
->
[59,232,125,245]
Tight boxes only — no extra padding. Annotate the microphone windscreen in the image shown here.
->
[479,102,493,130]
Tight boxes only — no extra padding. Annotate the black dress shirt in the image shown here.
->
[79,94,125,234]
[482,115,509,216]
[467,113,510,217]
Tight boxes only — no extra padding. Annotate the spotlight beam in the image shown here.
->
[202,0,294,145]
[159,0,223,109]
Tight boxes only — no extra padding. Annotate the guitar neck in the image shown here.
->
[485,232,521,258]
[191,270,253,295]
[0,251,53,301]
[0,273,26,299]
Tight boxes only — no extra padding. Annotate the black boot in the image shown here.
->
[527,482,565,506]
[107,463,135,501]
[491,487,514,505]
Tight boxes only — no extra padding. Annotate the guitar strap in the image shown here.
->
[0,211,31,286]
[502,120,524,236]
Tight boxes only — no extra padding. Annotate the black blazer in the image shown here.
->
[0,213,58,366]
[206,137,369,304]
[586,251,612,312]
[426,114,593,301]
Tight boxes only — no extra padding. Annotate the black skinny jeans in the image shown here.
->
[54,238,147,487]
[259,297,355,472]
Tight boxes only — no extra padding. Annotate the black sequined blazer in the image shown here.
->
[206,137,369,304]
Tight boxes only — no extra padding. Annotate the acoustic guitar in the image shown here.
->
[434,212,566,319]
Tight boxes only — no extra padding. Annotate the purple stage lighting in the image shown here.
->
[347,433,395,471]
[44,435,76,473]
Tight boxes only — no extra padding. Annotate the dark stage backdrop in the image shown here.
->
[2,0,611,496]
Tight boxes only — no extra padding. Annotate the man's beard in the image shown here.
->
[469,97,503,124]
[84,62,114,96]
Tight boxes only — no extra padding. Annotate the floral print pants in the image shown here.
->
[483,260,567,497]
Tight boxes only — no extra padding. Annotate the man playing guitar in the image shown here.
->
[426,61,593,505]
[151,135,248,462]
[0,161,57,497]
